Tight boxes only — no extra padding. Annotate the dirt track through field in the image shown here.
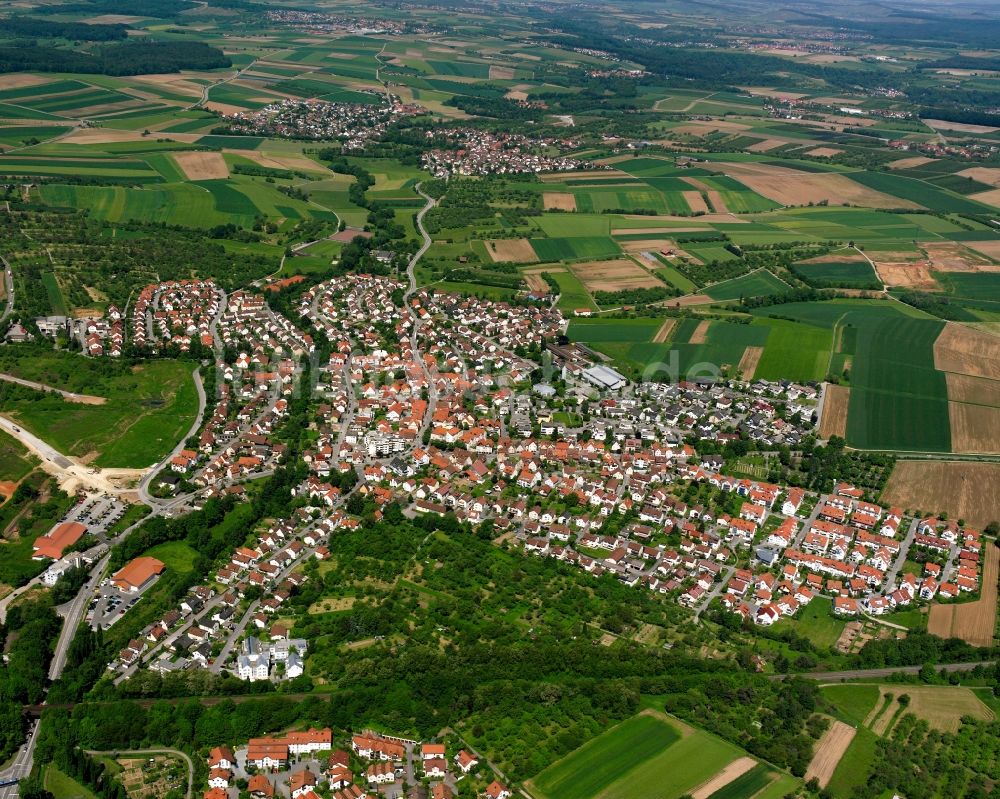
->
[819,384,850,439]
[929,543,998,648]
[689,320,711,343]
[737,346,763,378]
[690,757,757,799]
[652,318,677,343]
[804,720,855,788]
[173,151,229,180]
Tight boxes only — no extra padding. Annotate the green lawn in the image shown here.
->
[44,763,99,799]
[774,597,846,649]
[144,541,200,574]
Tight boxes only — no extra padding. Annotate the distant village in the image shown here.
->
[221,97,424,149]
[421,130,592,177]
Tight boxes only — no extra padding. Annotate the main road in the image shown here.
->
[0,721,41,799]
[770,660,996,682]
[403,183,439,447]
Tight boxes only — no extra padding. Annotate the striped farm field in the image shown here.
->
[527,711,753,799]
[704,269,791,301]
[754,300,951,451]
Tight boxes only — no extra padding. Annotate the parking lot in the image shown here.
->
[87,580,152,630]
[67,494,128,543]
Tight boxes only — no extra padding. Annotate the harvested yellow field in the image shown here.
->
[872,683,995,733]
[889,156,938,170]
[934,323,1000,380]
[0,74,52,90]
[571,259,662,292]
[882,462,1000,530]
[652,318,677,343]
[804,721,855,788]
[172,151,229,180]
[819,385,850,439]
[745,138,785,152]
[682,191,709,214]
[689,320,711,344]
[484,239,538,264]
[949,402,1000,454]
[707,162,921,209]
[737,346,763,379]
[542,192,577,211]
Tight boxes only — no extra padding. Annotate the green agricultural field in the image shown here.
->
[794,259,881,288]
[0,125,72,145]
[529,712,748,799]
[850,171,992,215]
[534,214,612,237]
[933,272,1000,302]
[707,763,774,799]
[751,318,832,382]
[753,301,950,451]
[848,315,949,451]
[568,317,663,343]
[704,269,791,301]
[595,319,772,380]
[531,236,621,261]
[528,714,681,799]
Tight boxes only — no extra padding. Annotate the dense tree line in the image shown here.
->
[0,595,63,763]
[3,17,128,41]
[0,40,230,76]
[31,0,198,18]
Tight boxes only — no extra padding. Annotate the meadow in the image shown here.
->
[704,269,791,301]
[0,355,199,468]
